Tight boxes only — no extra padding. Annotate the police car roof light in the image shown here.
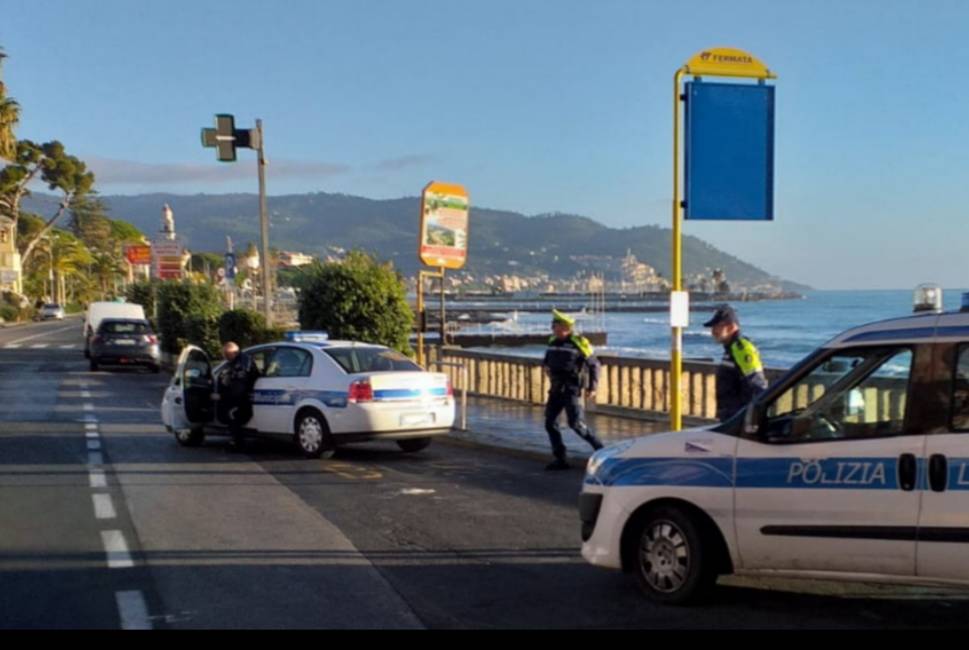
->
[283,330,329,343]
[913,284,943,314]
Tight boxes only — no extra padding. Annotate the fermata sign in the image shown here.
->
[419,181,469,270]
[684,81,775,221]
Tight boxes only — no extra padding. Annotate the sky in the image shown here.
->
[3,0,969,290]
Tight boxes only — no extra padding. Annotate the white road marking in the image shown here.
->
[101,530,134,569]
[81,391,92,399]
[89,470,107,488]
[85,432,99,439]
[4,344,21,349]
[400,488,437,496]
[85,423,98,430]
[30,343,48,349]
[83,403,94,411]
[87,440,101,450]
[88,451,104,466]
[115,591,151,630]
[60,344,76,349]
[6,323,78,346]
[92,493,116,519]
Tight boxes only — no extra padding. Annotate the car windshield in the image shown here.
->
[43,304,60,309]
[323,347,421,373]
[100,320,150,335]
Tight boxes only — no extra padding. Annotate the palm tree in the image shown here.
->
[0,49,19,161]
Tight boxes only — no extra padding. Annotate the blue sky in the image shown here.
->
[4,0,969,289]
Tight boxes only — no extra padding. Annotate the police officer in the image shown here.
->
[542,310,604,470]
[703,305,768,421]
[217,341,260,450]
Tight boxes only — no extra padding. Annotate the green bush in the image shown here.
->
[297,250,413,353]
[156,282,224,355]
[218,309,280,349]
[0,305,17,323]
[184,313,221,359]
[125,280,158,325]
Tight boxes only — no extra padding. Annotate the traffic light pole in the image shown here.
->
[256,119,272,326]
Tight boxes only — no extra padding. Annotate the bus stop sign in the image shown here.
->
[684,81,775,220]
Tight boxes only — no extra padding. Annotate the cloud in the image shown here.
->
[370,154,436,172]
[85,156,351,185]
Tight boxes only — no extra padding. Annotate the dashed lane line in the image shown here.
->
[92,493,117,520]
[100,530,134,569]
[115,591,151,630]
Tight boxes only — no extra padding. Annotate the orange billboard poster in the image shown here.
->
[419,181,469,270]
[124,244,152,265]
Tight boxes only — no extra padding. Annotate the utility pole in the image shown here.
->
[257,119,272,325]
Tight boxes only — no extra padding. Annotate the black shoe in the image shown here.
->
[545,458,571,471]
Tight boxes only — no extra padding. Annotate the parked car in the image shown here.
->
[89,318,160,372]
[580,285,969,605]
[83,301,146,358]
[39,303,65,320]
[161,338,455,457]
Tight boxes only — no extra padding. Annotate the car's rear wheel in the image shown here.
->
[396,437,432,453]
[632,506,716,605]
[174,427,205,447]
[295,410,335,459]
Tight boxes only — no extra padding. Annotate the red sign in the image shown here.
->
[124,245,151,265]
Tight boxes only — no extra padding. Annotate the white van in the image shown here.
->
[83,301,146,357]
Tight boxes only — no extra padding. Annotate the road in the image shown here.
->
[2,317,969,629]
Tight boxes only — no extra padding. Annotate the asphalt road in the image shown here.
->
[2,316,969,629]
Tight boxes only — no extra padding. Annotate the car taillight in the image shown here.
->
[143,334,158,345]
[348,380,373,403]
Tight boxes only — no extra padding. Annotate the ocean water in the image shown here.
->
[467,289,969,369]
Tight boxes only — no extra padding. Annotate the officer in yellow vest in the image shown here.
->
[703,305,768,422]
[542,310,604,470]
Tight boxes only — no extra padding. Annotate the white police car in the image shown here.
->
[160,332,455,456]
[581,286,969,604]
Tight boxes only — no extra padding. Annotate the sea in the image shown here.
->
[464,289,969,369]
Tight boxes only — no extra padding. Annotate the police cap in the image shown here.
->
[703,304,738,328]
[551,309,575,327]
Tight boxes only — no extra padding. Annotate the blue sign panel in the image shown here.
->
[685,82,774,220]
[224,252,236,280]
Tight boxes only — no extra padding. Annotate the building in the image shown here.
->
[0,215,21,293]
[278,251,314,268]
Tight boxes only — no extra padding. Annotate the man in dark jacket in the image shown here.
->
[217,341,260,450]
[703,305,768,421]
[542,310,604,470]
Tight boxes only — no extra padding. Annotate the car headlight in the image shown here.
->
[585,440,635,479]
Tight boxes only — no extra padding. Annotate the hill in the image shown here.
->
[23,191,811,292]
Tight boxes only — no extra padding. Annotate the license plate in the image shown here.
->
[400,413,433,426]
[114,339,136,346]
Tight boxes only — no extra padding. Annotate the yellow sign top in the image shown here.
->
[684,47,775,80]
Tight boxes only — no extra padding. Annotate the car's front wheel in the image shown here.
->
[632,506,717,605]
[396,437,432,453]
[295,410,335,459]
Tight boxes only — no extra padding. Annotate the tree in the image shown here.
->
[0,48,18,161]
[298,250,413,353]
[0,139,95,267]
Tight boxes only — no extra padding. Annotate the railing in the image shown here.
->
[427,346,910,426]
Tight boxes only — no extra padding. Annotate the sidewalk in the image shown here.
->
[446,395,676,462]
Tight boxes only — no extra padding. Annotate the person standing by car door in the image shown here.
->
[218,341,260,450]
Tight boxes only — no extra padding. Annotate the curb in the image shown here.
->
[437,430,594,465]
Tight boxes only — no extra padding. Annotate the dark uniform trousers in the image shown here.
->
[545,386,602,461]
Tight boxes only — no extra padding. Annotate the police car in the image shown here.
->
[160,332,455,457]
[581,286,969,604]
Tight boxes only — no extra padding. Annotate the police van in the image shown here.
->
[580,286,969,604]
